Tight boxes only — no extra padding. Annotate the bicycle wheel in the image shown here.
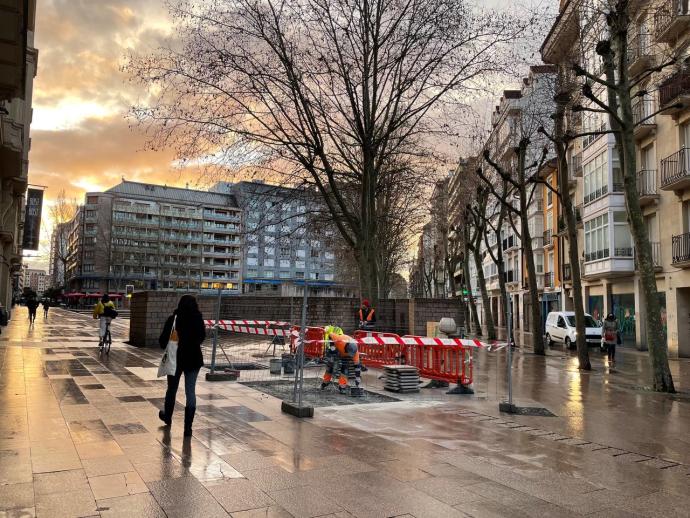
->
[105,330,112,354]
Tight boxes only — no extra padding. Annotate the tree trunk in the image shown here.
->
[518,144,545,354]
[603,23,675,392]
[472,244,496,340]
[463,248,482,336]
[555,104,591,369]
[356,243,380,305]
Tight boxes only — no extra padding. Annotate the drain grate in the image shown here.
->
[454,409,690,476]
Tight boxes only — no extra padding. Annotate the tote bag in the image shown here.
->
[157,315,179,377]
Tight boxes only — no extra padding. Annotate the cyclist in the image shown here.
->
[93,294,117,348]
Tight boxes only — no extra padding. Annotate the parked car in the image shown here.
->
[545,311,603,349]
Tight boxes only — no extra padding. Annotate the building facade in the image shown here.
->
[65,181,243,296]
[539,0,690,357]
[0,0,37,311]
[212,181,340,297]
[24,268,46,294]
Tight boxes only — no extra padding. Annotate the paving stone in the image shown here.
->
[81,455,135,477]
[410,476,486,505]
[0,482,34,511]
[96,493,167,518]
[33,469,89,495]
[206,478,275,513]
[34,488,97,518]
[269,486,343,517]
[229,506,294,518]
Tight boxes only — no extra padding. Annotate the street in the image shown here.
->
[0,308,688,517]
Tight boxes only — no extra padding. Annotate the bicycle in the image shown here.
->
[99,321,112,355]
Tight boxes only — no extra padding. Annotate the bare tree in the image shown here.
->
[126,0,532,305]
[49,190,77,289]
[559,0,674,391]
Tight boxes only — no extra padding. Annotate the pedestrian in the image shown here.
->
[158,294,206,437]
[42,299,50,319]
[27,297,39,325]
[602,313,619,368]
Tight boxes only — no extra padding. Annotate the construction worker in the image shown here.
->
[321,326,363,395]
[357,299,376,330]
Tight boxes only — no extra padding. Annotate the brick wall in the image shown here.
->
[129,292,464,347]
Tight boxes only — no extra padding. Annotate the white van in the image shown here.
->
[545,311,603,349]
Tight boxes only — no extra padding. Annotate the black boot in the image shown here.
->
[158,410,171,426]
[184,406,195,437]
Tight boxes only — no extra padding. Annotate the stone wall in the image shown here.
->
[129,291,464,347]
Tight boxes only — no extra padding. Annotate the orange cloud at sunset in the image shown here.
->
[25,1,203,267]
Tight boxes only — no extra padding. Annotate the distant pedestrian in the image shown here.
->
[158,294,206,437]
[602,313,619,368]
[42,300,50,319]
[27,298,39,325]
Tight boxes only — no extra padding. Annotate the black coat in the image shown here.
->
[159,309,206,371]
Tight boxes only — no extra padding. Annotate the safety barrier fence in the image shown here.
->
[203,320,503,388]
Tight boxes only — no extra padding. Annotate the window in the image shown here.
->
[83,264,94,272]
[263,270,274,278]
[584,213,610,261]
[324,251,334,260]
[295,260,305,269]
[295,272,304,279]
[248,246,258,255]
[546,175,553,207]
[613,211,633,257]
[265,247,275,256]
[310,249,319,258]
[583,150,608,204]
[297,249,306,258]
[264,258,274,267]
[280,247,290,257]
[324,273,334,281]
[280,259,290,268]
[247,257,258,266]
[279,271,291,279]
[247,269,258,277]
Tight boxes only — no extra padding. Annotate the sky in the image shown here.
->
[25,0,194,269]
[24,0,551,270]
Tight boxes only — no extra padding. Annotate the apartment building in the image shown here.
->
[48,221,68,288]
[65,181,242,296]
[211,181,340,296]
[461,66,557,333]
[0,0,37,311]
[24,268,46,294]
[540,0,690,357]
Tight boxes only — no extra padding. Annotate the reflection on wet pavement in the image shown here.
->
[0,307,688,517]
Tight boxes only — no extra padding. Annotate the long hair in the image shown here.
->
[177,294,200,314]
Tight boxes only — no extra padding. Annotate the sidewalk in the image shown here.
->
[0,307,688,517]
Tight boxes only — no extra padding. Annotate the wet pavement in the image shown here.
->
[0,308,689,517]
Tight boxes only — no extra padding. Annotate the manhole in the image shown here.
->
[241,379,400,407]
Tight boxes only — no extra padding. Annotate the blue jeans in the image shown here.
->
[164,367,199,417]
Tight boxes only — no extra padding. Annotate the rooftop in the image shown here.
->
[105,180,238,208]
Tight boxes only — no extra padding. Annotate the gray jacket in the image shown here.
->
[602,318,618,344]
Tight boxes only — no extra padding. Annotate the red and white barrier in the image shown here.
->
[204,319,291,327]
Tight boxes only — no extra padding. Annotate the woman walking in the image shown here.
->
[602,313,619,368]
[158,295,206,437]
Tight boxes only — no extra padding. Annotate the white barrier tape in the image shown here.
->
[204,319,291,327]
[205,321,507,350]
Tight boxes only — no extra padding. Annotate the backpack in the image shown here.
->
[103,305,118,319]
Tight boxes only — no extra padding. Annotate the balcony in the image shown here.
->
[632,97,657,140]
[660,148,690,191]
[503,270,516,284]
[658,71,690,116]
[628,32,654,77]
[544,271,554,289]
[583,248,635,278]
[543,229,553,249]
[654,0,690,44]
[563,263,572,282]
[531,236,544,249]
[570,153,582,178]
[672,232,690,267]
[636,169,659,206]
[502,235,518,251]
